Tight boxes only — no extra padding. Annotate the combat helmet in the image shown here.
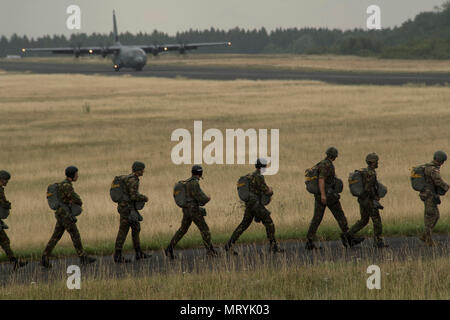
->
[366,153,379,165]
[255,158,268,169]
[192,164,203,176]
[326,147,338,159]
[434,151,447,163]
[0,170,11,181]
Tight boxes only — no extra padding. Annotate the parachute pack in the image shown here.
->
[348,170,388,198]
[0,207,10,220]
[110,175,131,203]
[237,174,271,205]
[304,166,320,195]
[47,183,61,210]
[410,165,428,192]
[348,170,364,197]
[305,166,343,195]
[173,180,188,208]
[47,182,83,216]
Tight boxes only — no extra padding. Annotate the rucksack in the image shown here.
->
[305,166,320,195]
[174,180,189,208]
[47,183,61,210]
[410,165,428,192]
[110,175,131,203]
[348,170,364,197]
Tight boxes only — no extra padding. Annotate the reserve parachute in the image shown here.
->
[0,207,10,220]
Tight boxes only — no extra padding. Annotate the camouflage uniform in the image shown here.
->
[228,170,277,246]
[168,176,214,250]
[0,186,14,260]
[307,158,349,241]
[43,179,86,257]
[348,167,384,244]
[115,174,147,251]
[420,161,449,243]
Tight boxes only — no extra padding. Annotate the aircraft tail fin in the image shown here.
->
[113,10,119,43]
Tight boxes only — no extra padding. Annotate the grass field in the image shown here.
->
[2,252,448,299]
[0,71,449,261]
[4,53,450,73]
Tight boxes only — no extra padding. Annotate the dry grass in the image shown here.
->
[0,72,449,257]
[4,54,450,73]
[1,251,449,299]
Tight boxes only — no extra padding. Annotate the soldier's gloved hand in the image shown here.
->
[143,196,149,202]
[321,194,327,205]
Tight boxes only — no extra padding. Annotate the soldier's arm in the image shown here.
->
[318,163,328,199]
[191,181,210,206]
[127,178,147,202]
[0,188,11,209]
[60,183,83,206]
[255,174,273,196]
[431,168,450,192]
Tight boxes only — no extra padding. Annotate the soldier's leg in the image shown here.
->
[43,221,65,257]
[192,214,214,250]
[228,206,254,245]
[328,200,349,233]
[306,196,326,241]
[65,223,85,257]
[0,229,15,260]
[130,222,141,251]
[115,216,131,251]
[169,211,192,248]
[370,209,383,243]
[423,198,439,244]
[258,207,276,243]
[348,199,371,237]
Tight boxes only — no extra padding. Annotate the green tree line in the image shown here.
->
[1,2,450,59]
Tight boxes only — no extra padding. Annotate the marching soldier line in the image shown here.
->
[0,149,448,271]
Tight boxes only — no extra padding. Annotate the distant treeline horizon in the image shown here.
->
[2,2,450,59]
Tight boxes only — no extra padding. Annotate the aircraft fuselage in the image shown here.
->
[113,46,147,71]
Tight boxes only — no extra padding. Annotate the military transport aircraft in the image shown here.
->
[21,11,232,71]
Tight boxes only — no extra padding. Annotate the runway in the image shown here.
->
[2,60,450,85]
[0,235,448,286]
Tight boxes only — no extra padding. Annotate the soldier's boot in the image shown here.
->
[224,240,238,256]
[419,233,427,243]
[114,250,132,263]
[164,245,175,260]
[340,232,349,248]
[10,257,28,271]
[270,241,285,253]
[305,239,320,251]
[206,246,219,258]
[346,234,365,247]
[135,249,152,261]
[80,255,96,265]
[421,232,435,247]
[41,255,52,269]
[374,240,390,249]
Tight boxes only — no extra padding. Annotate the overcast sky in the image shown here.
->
[1,0,447,38]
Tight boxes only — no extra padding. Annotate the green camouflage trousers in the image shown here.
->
[307,195,349,241]
[169,206,213,249]
[229,202,275,244]
[43,211,85,257]
[348,197,383,242]
[423,196,440,237]
[115,215,141,251]
[0,229,14,260]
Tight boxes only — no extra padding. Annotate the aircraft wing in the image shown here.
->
[140,41,231,54]
[21,46,121,56]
